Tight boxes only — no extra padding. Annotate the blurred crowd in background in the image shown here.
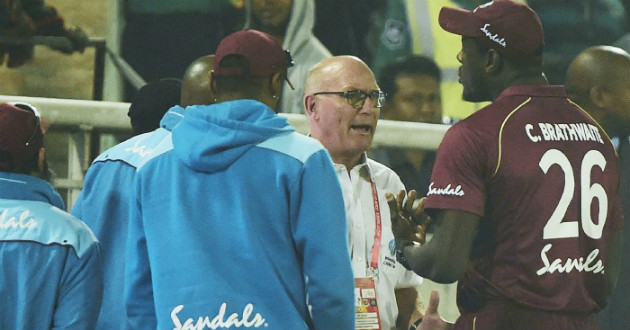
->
[0,0,628,121]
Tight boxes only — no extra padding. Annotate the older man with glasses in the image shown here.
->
[304,55,448,330]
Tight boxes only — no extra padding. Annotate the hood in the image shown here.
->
[171,99,294,173]
[281,0,315,55]
[245,0,331,114]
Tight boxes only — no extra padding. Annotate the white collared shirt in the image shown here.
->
[335,155,423,330]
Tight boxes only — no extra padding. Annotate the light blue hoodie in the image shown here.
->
[71,106,185,330]
[0,172,102,330]
[125,100,355,330]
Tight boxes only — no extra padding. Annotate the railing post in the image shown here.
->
[90,37,107,101]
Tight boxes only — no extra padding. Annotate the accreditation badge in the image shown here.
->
[354,277,381,330]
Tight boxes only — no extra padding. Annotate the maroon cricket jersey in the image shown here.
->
[425,85,624,313]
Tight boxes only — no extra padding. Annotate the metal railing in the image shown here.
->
[0,36,110,100]
[0,94,450,209]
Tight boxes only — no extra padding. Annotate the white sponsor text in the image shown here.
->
[480,24,506,48]
[426,182,465,197]
[171,303,267,330]
[0,209,37,229]
[125,137,155,157]
[536,243,604,275]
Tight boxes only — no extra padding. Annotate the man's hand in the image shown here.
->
[416,290,453,330]
[45,25,88,54]
[386,190,433,244]
[63,25,88,53]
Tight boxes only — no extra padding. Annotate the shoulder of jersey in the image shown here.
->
[0,200,98,258]
[93,129,174,168]
[257,132,326,164]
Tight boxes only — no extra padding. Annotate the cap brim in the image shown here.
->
[438,7,483,37]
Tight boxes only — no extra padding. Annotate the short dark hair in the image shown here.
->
[0,150,38,174]
[378,55,442,99]
[128,78,182,135]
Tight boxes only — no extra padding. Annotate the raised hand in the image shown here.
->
[386,189,433,244]
[64,25,88,53]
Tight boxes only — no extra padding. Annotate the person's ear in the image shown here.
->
[37,147,45,173]
[486,49,503,74]
[209,70,218,99]
[270,71,284,98]
[304,94,318,119]
[590,86,608,109]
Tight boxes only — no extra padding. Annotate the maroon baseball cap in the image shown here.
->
[214,28,295,89]
[0,102,43,170]
[439,0,544,63]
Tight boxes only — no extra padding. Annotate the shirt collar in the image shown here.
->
[0,172,65,210]
[496,85,567,101]
[334,152,372,180]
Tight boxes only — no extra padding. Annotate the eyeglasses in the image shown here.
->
[313,90,386,109]
[9,102,41,147]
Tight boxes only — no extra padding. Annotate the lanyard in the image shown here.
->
[369,178,382,270]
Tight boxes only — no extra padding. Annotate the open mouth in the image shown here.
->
[350,125,373,134]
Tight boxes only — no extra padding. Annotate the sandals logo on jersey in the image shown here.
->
[536,243,604,276]
[171,303,267,329]
[426,182,465,197]
[0,209,37,229]
[124,135,157,158]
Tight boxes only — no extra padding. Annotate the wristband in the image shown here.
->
[409,317,423,330]
[395,239,419,271]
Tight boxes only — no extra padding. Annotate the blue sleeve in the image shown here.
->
[124,170,157,330]
[69,193,83,219]
[292,149,355,330]
[52,242,104,330]
[70,160,102,219]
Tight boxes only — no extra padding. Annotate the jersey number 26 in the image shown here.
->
[539,149,607,240]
